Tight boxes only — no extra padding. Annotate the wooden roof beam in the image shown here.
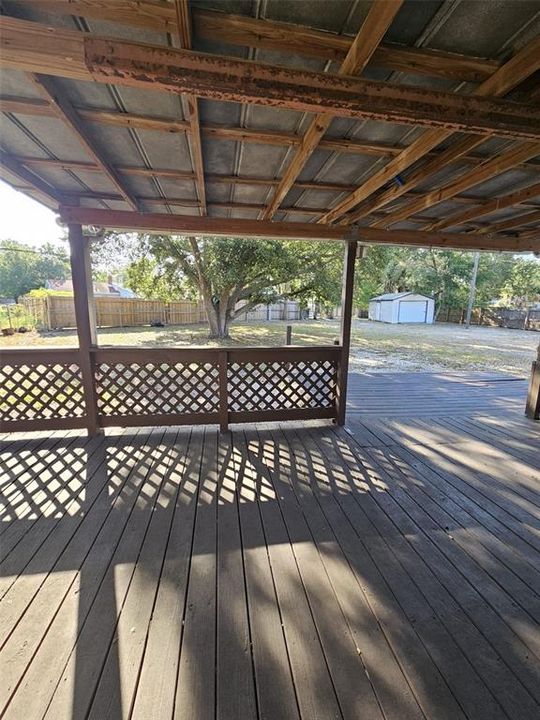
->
[57,206,540,252]
[20,2,501,83]
[473,209,540,235]
[261,0,404,220]
[29,74,141,211]
[3,95,540,173]
[1,17,537,141]
[0,150,63,206]
[372,141,540,228]
[425,182,540,231]
[318,34,540,224]
[174,0,206,216]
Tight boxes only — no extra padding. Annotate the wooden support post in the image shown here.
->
[336,240,357,426]
[525,342,540,420]
[68,223,101,435]
[286,325,292,345]
[218,350,229,432]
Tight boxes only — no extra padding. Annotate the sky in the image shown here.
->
[0,180,66,248]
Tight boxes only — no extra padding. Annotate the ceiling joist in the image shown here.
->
[4,95,539,173]
[28,74,141,211]
[318,34,540,224]
[374,141,540,228]
[19,2,501,83]
[426,183,540,231]
[262,0,404,220]
[174,0,206,216]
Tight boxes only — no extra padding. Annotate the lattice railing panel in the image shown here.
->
[96,361,220,416]
[228,359,337,412]
[0,362,86,421]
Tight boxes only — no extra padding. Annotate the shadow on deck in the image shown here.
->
[1,375,539,720]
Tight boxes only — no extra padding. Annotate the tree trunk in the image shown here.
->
[204,299,231,339]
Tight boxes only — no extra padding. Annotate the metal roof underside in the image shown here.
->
[0,0,539,246]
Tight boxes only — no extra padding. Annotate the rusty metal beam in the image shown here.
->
[1,17,538,141]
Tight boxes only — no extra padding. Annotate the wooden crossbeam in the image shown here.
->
[425,183,540,231]
[473,209,540,235]
[29,74,140,211]
[174,0,206,216]
[11,156,363,193]
[372,141,540,228]
[19,2,501,83]
[318,35,540,224]
[57,207,540,252]
[0,150,63,205]
[3,95,539,174]
[1,18,537,141]
[262,0,403,220]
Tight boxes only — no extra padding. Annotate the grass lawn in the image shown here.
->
[1,319,537,376]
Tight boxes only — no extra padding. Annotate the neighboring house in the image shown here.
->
[368,292,435,324]
[45,279,138,298]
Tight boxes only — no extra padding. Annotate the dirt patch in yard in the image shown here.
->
[1,319,537,377]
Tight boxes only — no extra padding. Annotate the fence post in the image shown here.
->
[68,224,101,436]
[218,350,229,433]
[286,325,292,345]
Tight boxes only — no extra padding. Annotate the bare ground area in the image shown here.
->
[1,320,537,376]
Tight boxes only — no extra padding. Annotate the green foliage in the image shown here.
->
[26,288,73,298]
[0,240,69,301]
[354,247,540,312]
[500,257,540,303]
[97,232,343,336]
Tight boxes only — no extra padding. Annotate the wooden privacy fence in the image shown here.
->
[22,296,206,330]
[438,306,540,330]
[0,345,340,433]
[21,296,301,330]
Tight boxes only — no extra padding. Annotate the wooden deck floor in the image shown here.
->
[1,374,539,720]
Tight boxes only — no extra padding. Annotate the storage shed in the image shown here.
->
[369,292,435,324]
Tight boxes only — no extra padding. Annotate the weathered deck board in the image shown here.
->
[1,374,539,720]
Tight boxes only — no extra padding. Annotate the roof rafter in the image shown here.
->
[318,34,540,224]
[261,0,404,220]
[1,17,538,141]
[0,150,63,205]
[57,206,540,252]
[425,183,540,231]
[372,141,540,228]
[5,95,539,172]
[473,209,540,235]
[28,74,141,211]
[174,0,206,216]
[20,2,501,83]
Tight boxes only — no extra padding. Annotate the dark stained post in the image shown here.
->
[525,341,540,420]
[336,240,358,426]
[285,325,292,345]
[68,223,101,435]
[218,350,229,432]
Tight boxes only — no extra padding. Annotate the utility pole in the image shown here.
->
[465,251,480,329]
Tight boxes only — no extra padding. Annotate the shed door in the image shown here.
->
[398,300,427,323]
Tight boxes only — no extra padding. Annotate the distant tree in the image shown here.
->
[0,240,69,301]
[112,234,342,338]
[499,257,540,305]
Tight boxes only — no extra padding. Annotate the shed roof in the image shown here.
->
[370,292,432,302]
[0,0,539,252]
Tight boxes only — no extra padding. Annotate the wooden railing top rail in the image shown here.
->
[0,348,81,364]
[92,344,341,363]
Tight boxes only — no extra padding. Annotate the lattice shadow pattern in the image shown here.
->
[96,362,220,416]
[0,363,86,421]
[228,359,337,412]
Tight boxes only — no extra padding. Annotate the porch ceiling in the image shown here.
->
[0,0,539,251]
